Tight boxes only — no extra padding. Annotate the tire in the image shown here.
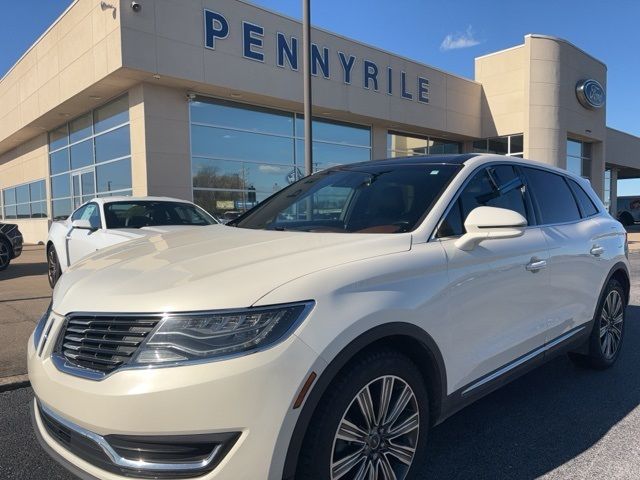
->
[297,349,429,480]
[47,245,62,288]
[569,278,626,369]
[0,239,10,271]
[619,212,634,227]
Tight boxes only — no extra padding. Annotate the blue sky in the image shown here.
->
[1,0,639,193]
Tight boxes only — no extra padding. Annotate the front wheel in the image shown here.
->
[297,349,429,480]
[47,246,62,288]
[569,278,626,369]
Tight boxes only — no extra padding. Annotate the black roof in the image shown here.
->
[338,153,481,170]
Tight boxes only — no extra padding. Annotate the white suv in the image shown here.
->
[29,154,629,480]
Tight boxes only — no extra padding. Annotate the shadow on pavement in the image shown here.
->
[0,261,48,281]
[421,305,640,480]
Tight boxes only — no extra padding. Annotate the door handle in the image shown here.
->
[590,245,605,257]
[526,258,547,272]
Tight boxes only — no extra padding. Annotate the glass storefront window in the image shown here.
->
[387,131,460,157]
[1,180,48,219]
[566,138,591,178]
[49,95,131,219]
[190,97,371,219]
[473,134,523,156]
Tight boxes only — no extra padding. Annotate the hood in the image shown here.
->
[99,225,200,241]
[53,225,412,314]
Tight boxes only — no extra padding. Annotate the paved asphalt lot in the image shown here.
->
[1,253,640,479]
[0,245,50,379]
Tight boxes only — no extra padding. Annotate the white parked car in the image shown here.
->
[46,196,218,287]
[30,154,629,480]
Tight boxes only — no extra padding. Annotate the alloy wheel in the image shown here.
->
[600,290,624,360]
[330,375,420,480]
[48,248,58,285]
[0,242,9,269]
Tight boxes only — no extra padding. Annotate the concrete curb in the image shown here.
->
[0,374,30,393]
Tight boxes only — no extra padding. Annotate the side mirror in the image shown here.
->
[71,219,97,231]
[455,206,527,251]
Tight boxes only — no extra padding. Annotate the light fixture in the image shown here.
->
[152,74,161,80]
[585,129,592,134]
[58,113,71,117]
[89,95,102,100]
[321,111,332,116]
[229,92,243,98]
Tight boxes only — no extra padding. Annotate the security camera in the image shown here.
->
[131,1,142,12]
[187,93,197,100]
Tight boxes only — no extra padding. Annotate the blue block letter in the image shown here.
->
[401,71,413,100]
[418,77,429,103]
[363,61,379,91]
[338,52,356,84]
[312,45,330,78]
[277,33,298,70]
[243,22,264,61]
[204,10,228,49]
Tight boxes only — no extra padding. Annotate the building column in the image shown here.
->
[589,141,605,199]
[371,125,387,160]
[609,168,618,217]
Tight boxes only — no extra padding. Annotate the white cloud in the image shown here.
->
[258,165,286,173]
[440,26,481,51]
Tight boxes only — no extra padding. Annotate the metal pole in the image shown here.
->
[302,0,313,176]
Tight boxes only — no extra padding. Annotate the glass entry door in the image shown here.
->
[72,170,95,209]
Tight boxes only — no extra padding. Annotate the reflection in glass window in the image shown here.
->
[472,134,524,156]
[190,97,371,219]
[191,125,295,164]
[94,95,129,133]
[96,159,132,194]
[49,95,132,216]
[95,127,130,162]
[566,138,591,179]
[387,131,460,157]
[69,113,92,143]
[2,180,48,219]
[70,139,94,170]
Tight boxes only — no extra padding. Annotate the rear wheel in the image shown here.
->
[47,245,61,288]
[297,349,429,480]
[0,239,10,271]
[619,212,634,226]
[569,278,626,369]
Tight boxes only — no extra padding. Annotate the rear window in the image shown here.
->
[568,179,599,217]
[522,168,581,224]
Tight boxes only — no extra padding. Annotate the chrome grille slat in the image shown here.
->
[57,315,161,374]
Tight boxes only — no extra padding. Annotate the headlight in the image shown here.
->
[131,301,314,366]
[33,302,52,348]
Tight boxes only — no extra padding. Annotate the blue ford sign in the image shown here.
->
[576,79,605,110]
[204,9,430,104]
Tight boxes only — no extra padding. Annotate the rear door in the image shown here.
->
[521,167,605,342]
[435,164,551,394]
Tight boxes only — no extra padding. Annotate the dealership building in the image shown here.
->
[1,0,639,243]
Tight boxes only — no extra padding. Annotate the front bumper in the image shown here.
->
[28,320,323,480]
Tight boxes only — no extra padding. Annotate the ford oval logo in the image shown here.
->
[576,79,605,109]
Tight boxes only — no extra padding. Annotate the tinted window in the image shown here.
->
[568,179,599,217]
[523,168,580,224]
[233,165,459,233]
[439,165,527,237]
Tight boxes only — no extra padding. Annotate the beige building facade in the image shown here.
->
[1,0,639,243]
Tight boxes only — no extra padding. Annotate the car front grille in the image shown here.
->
[57,314,162,374]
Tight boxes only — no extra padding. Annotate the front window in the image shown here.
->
[104,201,217,229]
[232,164,459,233]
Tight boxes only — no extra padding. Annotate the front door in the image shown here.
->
[435,164,551,395]
[72,170,95,209]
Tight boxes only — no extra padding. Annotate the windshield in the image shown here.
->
[104,201,217,229]
[232,164,459,233]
